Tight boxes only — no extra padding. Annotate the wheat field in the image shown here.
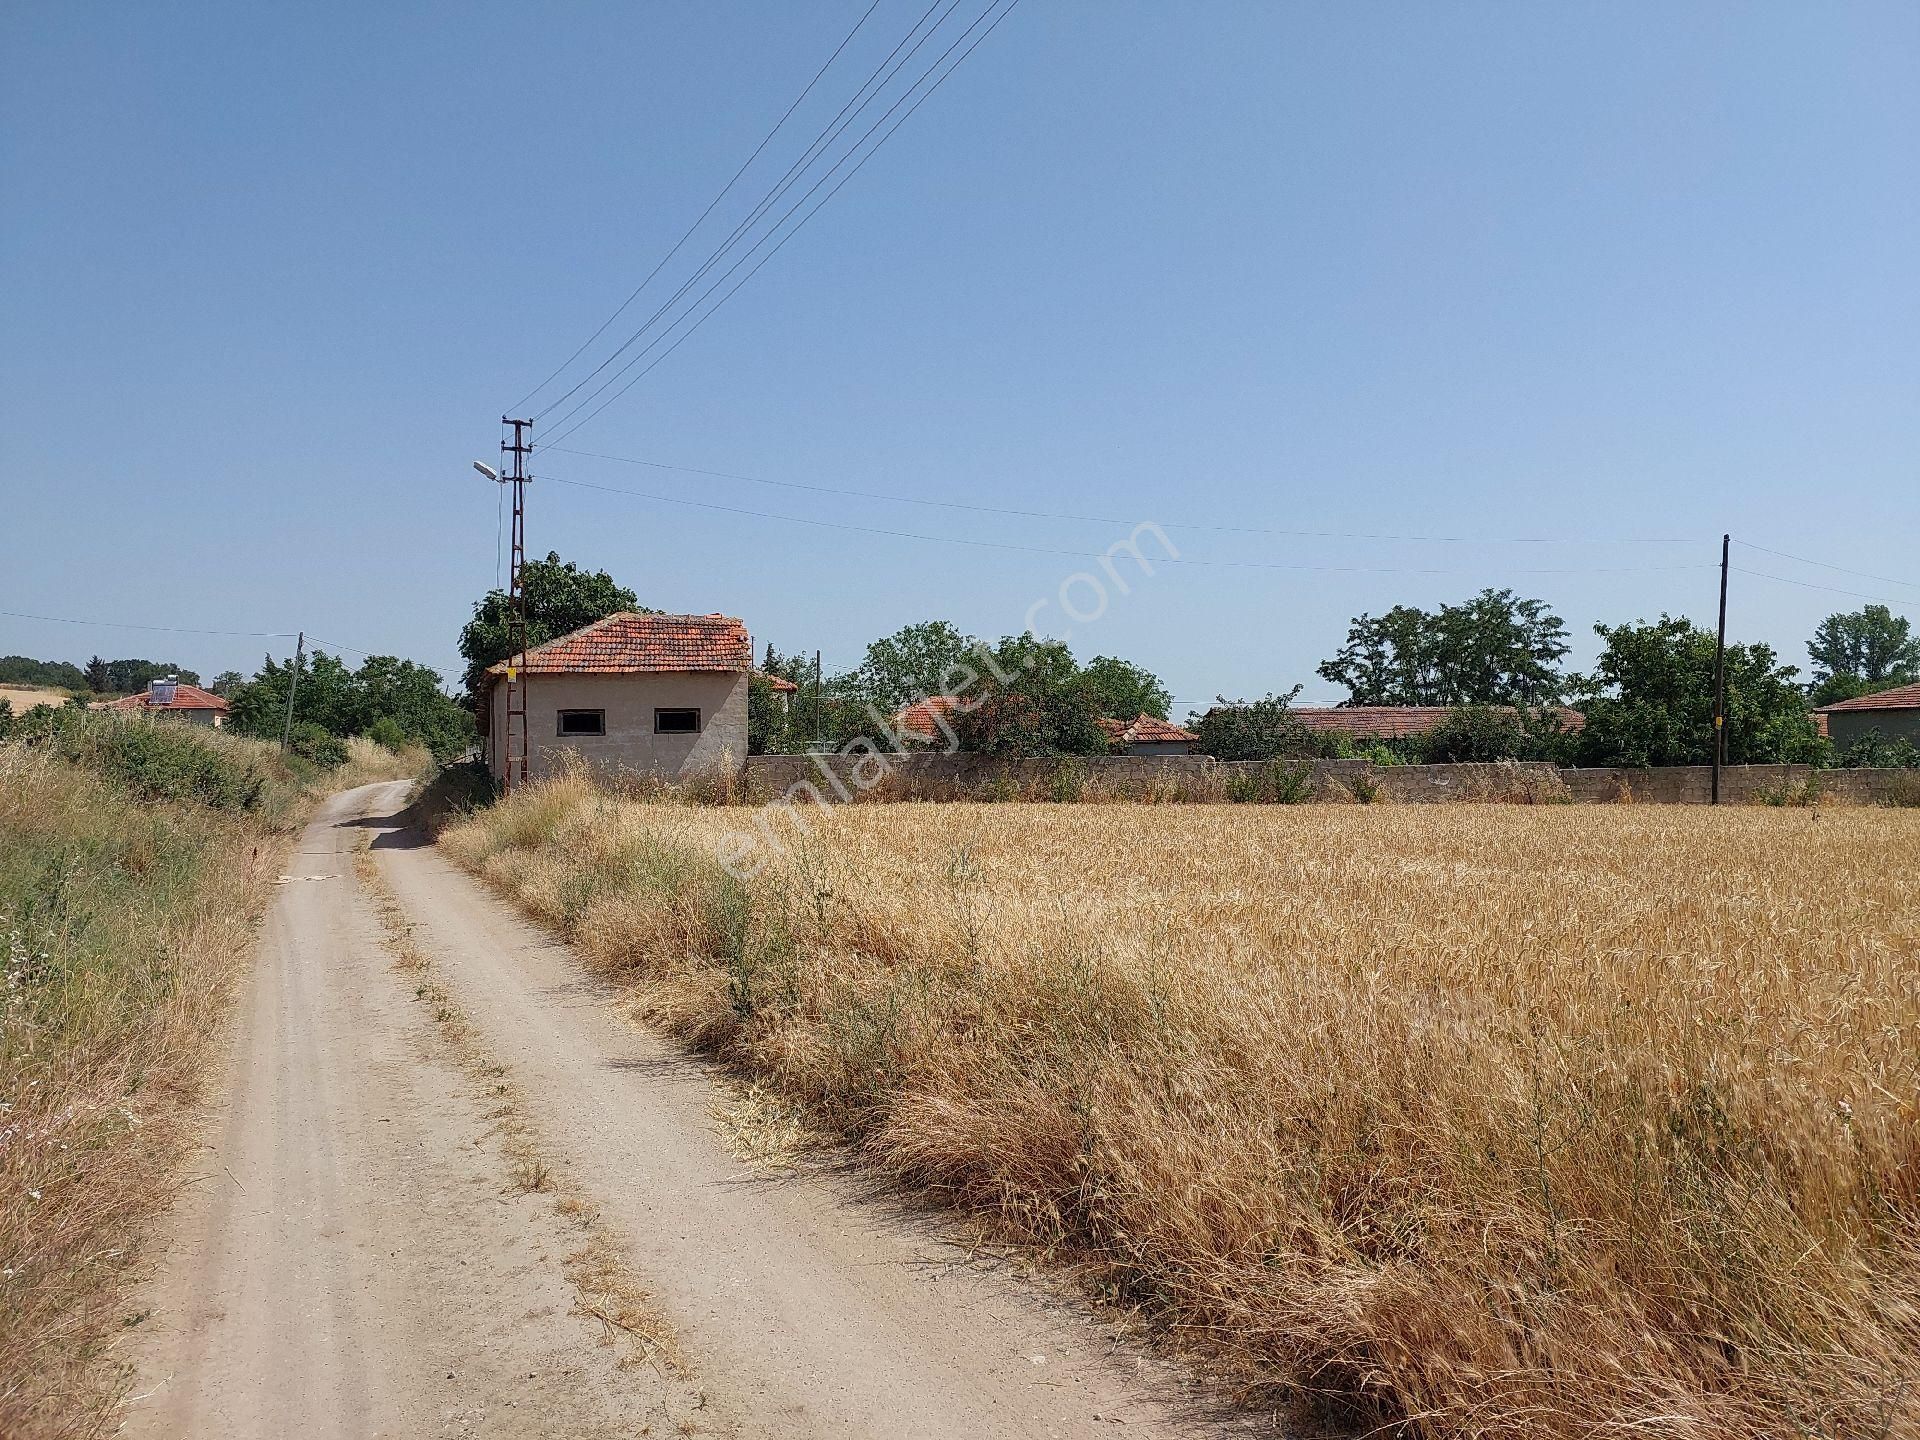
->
[446,781,1920,1438]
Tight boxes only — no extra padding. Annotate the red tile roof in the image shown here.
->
[485,612,751,679]
[1817,681,1920,713]
[97,683,229,713]
[760,674,799,694]
[1280,706,1585,740]
[892,696,964,741]
[1100,713,1197,745]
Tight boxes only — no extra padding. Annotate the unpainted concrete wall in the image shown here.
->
[488,671,748,785]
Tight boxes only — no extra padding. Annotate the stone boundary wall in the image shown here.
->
[742,752,1920,806]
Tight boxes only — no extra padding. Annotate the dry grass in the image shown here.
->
[0,743,283,1436]
[0,722,432,1437]
[446,773,1920,1439]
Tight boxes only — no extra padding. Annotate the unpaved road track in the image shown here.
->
[121,783,1246,1439]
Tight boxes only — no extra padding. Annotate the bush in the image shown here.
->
[1193,691,1333,761]
[1418,705,1574,764]
[12,707,273,811]
[363,716,409,752]
[1835,729,1920,769]
[288,721,348,769]
[1224,759,1315,803]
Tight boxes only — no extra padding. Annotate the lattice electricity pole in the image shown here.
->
[501,417,533,794]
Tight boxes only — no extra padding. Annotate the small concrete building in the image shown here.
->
[483,612,751,785]
[1817,681,1920,750]
[95,678,229,727]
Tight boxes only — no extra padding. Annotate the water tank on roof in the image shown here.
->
[150,677,178,706]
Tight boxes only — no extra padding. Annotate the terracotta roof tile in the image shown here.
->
[759,673,799,693]
[891,696,964,741]
[1102,713,1196,745]
[1120,713,1197,743]
[96,683,229,713]
[485,612,751,678]
[1817,681,1920,714]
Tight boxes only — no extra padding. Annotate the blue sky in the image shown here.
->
[5,1,1916,709]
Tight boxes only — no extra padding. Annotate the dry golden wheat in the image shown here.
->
[445,776,1920,1438]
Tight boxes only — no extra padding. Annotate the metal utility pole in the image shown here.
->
[502,418,533,794]
[1711,534,1729,805]
[280,631,305,752]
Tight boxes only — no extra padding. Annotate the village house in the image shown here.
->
[93,677,230,727]
[482,612,751,784]
[1816,681,1920,749]
[1097,714,1200,755]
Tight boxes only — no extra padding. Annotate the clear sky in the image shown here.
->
[5,1,1916,710]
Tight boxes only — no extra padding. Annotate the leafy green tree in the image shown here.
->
[1317,589,1569,706]
[209,670,246,697]
[1191,690,1329,761]
[951,635,1108,756]
[747,673,793,755]
[836,621,979,713]
[1417,705,1574,764]
[1807,605,1920,707]
[457,553,645,702]
[81,657,201,694]
[1079,655,1171,720]
[228,650,473,760]
[1573,616,1824,767]
[0,656,88,690]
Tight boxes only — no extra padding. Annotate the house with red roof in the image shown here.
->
[1816,681,1920,750]
[482,612,752,783]
[1097,714,1200,755]
[889,695,966,746]
[94,677,230,728]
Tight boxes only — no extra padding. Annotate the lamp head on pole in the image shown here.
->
[473,460,500,483]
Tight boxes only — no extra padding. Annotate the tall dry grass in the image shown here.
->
[0,723,424,1436]
[446,776,1920,1438]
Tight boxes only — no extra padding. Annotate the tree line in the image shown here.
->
[446,554,1917,769]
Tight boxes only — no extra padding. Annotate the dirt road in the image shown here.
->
[121,782,1247,1438]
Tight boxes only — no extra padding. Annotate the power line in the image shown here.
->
[1731,565,1912,610]
[0,608,304,640]
[0,608,408,666]
[545,444,1708,547]
[543,0,1022,443]
[1731,539,1919,593]
[540,469,1714,579]
[511,0,886,413]
[533,0,956,423]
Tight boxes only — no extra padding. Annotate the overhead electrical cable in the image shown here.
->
[540,470,1714,578]
[542,0,1022,443]
[511,0,886,413]
[0,608,407,665]
[1730,565,1912,609]
[0,609,306,640]
[533,0,955,421]
[545,444,1708,546]
[1731,539,1920,593]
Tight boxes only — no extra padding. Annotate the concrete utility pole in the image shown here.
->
[280,631,305,752]
[1711,534,1729,805]
[502,419,533,794]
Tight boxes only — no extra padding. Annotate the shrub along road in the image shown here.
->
[118,782,1236,1439]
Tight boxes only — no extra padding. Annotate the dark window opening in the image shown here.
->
[654,707,701,735]
[556,709,606,737]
